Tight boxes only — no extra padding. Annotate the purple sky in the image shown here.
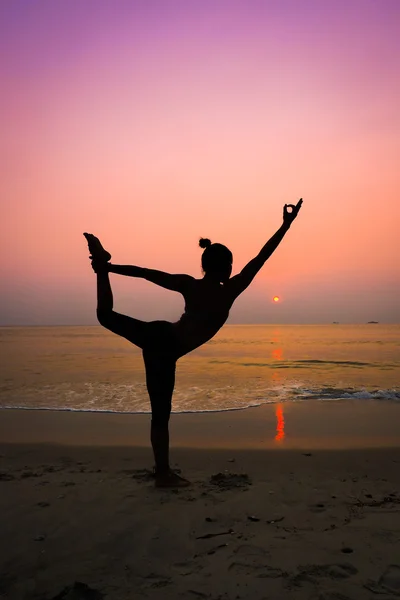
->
[1,0,399,325]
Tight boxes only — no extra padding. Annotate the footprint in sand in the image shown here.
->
[142,573,172,590]
[364,564,400,595]
[293,563,358,584]
[21,471,39,479]
[310,503,327,513]
[318,593,353,600]
[229,561,286,578]
[119,468,154,481]
[233,543,268,557]
[229,545,285,578]
[209,472,252,491]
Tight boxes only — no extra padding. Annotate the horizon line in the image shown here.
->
[0,322,398,328]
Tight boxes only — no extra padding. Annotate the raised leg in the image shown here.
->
[96,269,113,314]
[143,351,190,487]
[85,232,148,346]
[93,269,149,348]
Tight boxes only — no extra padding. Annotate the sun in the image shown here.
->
[273,296,280,302]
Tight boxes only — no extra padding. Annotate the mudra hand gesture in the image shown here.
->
[283,198,303,225]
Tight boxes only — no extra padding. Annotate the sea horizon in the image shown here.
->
[1,322,398,327]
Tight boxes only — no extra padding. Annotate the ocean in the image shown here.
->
[0,324,399,414]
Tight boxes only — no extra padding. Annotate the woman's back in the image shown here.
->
[173,278,234,350]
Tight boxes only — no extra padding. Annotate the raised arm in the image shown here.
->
[228,199,303,298]
[108,264,194,294]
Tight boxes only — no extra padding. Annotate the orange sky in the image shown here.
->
[1,0,399,325]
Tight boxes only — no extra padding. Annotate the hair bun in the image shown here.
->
[199,237,212,249]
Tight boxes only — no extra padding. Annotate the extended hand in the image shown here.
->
[283,198,303,225]
[91,259,110,274]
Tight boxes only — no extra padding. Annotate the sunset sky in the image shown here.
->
[1,0,399,325]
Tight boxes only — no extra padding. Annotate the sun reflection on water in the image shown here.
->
[275,404,285,443]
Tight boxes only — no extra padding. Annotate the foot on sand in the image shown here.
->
[155,469,191,488]
[83,233,111,262]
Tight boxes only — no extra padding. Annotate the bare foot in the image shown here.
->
[83,233,111,262]
[155,470,191,488]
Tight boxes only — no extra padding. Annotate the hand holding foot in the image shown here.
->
[91,259,110,274]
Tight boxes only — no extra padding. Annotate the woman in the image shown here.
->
[84,199,303,487]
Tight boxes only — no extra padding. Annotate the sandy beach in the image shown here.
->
[1,401,400,600]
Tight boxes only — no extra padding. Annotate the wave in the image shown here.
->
[209,359,396,369]
[0,403,263,415]
[294,387,400,401]
[1,386,399,415]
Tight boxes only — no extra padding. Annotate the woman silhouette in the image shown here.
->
[84,199,302,487]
